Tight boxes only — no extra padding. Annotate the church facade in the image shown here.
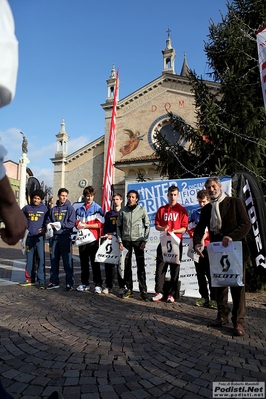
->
[51,33,219,205]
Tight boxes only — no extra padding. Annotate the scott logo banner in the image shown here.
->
[74,229,96,246]
[160,231,180,264]
[95,236,120,264]
[207,241,244,287]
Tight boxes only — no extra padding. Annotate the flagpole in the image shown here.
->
[101,70,119,214]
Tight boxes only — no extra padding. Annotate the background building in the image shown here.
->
[4,159,34,203]
[51,34,219,204]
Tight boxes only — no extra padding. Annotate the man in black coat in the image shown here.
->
[193,177,251,336]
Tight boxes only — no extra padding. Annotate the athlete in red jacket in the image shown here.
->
[152,185,188,303]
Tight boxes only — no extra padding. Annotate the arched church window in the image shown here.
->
[148,114,186,151]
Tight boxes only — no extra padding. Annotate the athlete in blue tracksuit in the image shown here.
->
[22,189,49,287]
[46,188,76,290]
[75,186,104,292]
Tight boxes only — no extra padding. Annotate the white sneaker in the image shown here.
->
[102,287,111,294]
[167,295,175,303]
[94,286,102,294]
[84,285,90,291]
[76,284,86,292]
[152,292,163,302]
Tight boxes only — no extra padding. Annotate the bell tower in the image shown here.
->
[55,118,69,158]
[106,64,119,102]
[51,118,70,196]
[162,27,176,74]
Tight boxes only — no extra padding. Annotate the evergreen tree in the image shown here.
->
[155,0,266,191]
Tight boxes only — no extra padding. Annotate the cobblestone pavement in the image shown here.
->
[0,240,266,399]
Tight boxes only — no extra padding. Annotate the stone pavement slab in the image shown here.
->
[0,239,266,398]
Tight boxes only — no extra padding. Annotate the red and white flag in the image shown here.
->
[101,70,119,214]
[256,26,266,111]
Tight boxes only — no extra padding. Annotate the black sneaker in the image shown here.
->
[195,297,209,307]
[38,283,46,289]
[140,292,149,302]
[47,282,60,289]
[65,284,74,291]
[123,289,133,299]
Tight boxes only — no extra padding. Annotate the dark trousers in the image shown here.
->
[105,263,124,289]
[79,240,102,287]
[195,247,216,301]
[217,266,246,325]
[122,240,147,292]
[25,235,45,284]
[155,244,181,297]
[49,235,74,286]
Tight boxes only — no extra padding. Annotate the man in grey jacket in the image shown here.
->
[117,190,150,301]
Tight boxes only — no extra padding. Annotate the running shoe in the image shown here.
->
[209,300,218,309]
[47,282,60,289]
[140,292,149,302]
[94,286,102,294]
[76,284,90,292]
[123,289,133,299]
[102,287,112,294]
[194,297,209,307]
[167,295,175,303]
[151,292,163,302]
[20,280,35,287]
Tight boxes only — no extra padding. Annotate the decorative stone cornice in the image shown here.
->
[101,73,220,114]
[115,153,159,164]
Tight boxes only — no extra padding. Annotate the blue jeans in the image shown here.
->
[49,235,74,286]
[25,235,45,284]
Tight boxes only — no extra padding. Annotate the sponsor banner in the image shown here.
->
[232,171,266,269]
[127,177,231,228]
[127,177,232,294]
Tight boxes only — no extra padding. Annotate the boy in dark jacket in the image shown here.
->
[188,189,217,309]
[21,189,49,288]
[103,193,124,294]
[46,188,76,291]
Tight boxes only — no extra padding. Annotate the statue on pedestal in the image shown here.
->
[20,131,28,154]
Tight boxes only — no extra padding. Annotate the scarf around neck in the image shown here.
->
[210,192,227,234]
